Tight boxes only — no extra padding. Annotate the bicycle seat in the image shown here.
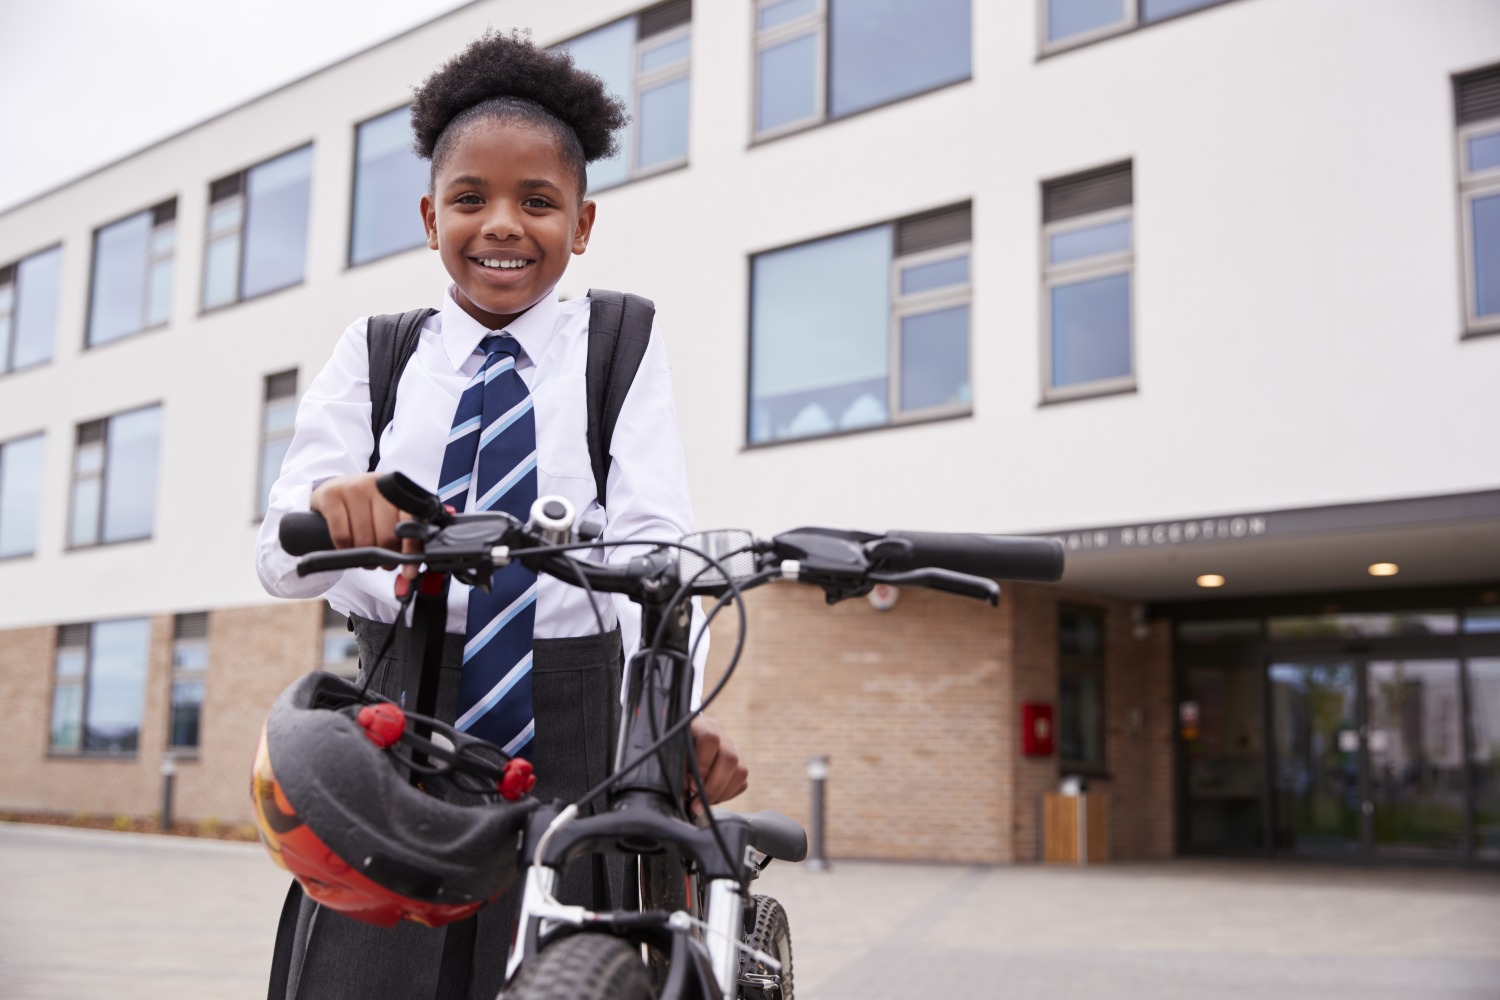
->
[715,809,808,863]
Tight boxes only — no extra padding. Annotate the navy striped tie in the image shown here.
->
[438,335,538,758]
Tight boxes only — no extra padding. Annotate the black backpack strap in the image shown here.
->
[365,308,436,473]
[585,289,656,508]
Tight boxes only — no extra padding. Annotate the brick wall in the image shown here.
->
[0,601,320,826]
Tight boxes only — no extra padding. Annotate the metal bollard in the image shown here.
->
[806,755,830,871]
[159,753,178,831]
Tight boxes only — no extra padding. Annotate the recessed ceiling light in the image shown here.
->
[1196,574,1226,588]
[1368,562,1399,577]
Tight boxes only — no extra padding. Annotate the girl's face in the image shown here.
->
[420,121,595,329]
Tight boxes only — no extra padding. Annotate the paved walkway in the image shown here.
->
[2,823,1497,999]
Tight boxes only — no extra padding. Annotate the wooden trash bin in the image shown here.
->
[1043,792,1109,864]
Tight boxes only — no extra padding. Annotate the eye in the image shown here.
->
[454,193,482,206]
[523,196,554,210]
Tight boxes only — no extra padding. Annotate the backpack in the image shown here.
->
[364,289,655,508]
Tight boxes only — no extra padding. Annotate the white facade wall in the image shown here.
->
[0,0,1497,631]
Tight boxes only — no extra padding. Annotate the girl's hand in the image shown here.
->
[310,474,418,579]
[688,716,749,813]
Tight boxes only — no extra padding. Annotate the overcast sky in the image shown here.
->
[0,0,473,212]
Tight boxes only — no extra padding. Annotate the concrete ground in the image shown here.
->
[1,823,1497,999]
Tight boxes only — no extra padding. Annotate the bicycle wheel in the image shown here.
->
[739,894,793,1000]
[504,932,652,1000]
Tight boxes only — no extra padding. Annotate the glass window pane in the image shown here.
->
[1472,192,1500,318]
[202,234,240,309]
[83,619,150,753]
[145,259,173,328]
[264,396,297,434]
[757,33,818,133]
[70,476,101,547]
[322,632,359,670]
[1051,272,1132,387]
[1267,611,1458,641]
[759,0,817,31]
[0,313,10,372]
[151,223,176,256]
[1470,658,1500,860]
[1177,618,1260,644]
[74,441,104,476]
[900,255,969,295]
[1466,608,1500,634]
[1141,0,1221,21]
[1049,219,1131,264]
[50,682,83,751]
[13,246,63,369]
[559,19,635,191]
[1469,132,1500,174]
[1048,0,1127,41]
[242,146,313,299]
[640,34,690,73]
[208,198,243,235]
[101,406,162,542]
[172,639,208,671]
[0,283,13,311]
[259,436,292,517]
[829,0,970,119]
[89,210,152,346]
[0,434,45,558]
[1060,607,1105,658]
[169,681,204,748]
[1060,670,1104,766]
[55,647,87,679]
[350,106,429,266]
[899,305,969,412]
[751,226,892,443]
[637,76,690,169]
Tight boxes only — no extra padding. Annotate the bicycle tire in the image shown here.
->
[504,932,652,1000]
[739,894,793,1000]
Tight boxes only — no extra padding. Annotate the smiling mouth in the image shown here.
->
[474,257,533,270]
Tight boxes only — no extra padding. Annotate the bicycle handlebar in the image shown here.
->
[881,531,1064,583]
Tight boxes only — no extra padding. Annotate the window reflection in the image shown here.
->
[350,106,428,266]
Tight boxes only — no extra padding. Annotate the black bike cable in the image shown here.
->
[356,584,418,700]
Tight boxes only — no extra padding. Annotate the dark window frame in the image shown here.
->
[749,0,973,146]
[1058,603,1108,774]
[0,242,64,376]
[347,103,429,269]
[744,201,973,448]
[48,618,152,759]
[168,612,208,753]
[0,430,45,561]
[1037,0,1245,58]
[66,402,163,550]
[85,198,178,349]
[1456,64,1500,339]
[200,143,314,313]
[257,369,298,519]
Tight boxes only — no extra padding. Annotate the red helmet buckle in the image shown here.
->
[357,703,407,748]
[498,758,536,801]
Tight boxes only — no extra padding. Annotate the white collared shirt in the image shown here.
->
[255,287,702,680]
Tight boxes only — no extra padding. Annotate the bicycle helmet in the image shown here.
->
[252,671,537,928]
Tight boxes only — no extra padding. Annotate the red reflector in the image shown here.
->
[357,703,406,748]
[498,758,536,801]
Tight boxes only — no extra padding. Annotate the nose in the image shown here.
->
[481,200,524,241]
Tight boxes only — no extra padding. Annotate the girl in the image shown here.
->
[256,30,745,999]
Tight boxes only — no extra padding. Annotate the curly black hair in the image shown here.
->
[410,29,628,196]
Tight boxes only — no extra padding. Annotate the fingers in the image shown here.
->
[689,716,749,810]
[400,515,421,580]
[310,474,401,553]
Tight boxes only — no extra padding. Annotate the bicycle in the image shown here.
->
[261,472,1064,999]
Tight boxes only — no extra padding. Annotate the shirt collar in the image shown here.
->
[438,285,561,371]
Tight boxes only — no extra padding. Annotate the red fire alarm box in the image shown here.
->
[1022,702,1054,757]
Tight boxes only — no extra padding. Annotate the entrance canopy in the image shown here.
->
[1041,490,1500,602]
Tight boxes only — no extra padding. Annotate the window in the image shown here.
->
[0,433,44,559]
[50,618,152,755]
[321,603,359,678]
[1042,162,1134,399]
[749,203,971,444]
[258,370,298,518]
[1,245,63,373]
[1042,0,1231,52]
[1058,605,1106,771]
[554,0,692,190]
[753,0,971,139]
[350,106,428,266]
[202,145,313,309]
[87,200,176,346]
[69,405,162,548]
[169,612,208,751]
[1457,65,1500,337]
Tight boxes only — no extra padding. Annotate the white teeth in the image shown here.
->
[478,258,529,269]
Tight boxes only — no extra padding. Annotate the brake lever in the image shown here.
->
[296,547,420,576]
[868,568,1000,606]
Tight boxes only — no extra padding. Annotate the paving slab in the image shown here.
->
[3,824,1497,999]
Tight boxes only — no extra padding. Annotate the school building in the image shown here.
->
[0,0,1497,866]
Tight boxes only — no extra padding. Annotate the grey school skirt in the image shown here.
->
[267,618,626,1000]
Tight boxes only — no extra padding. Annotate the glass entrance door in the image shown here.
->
[1366,659,1466,857]
[1183,666,1265,852]
[1269,662,1362,855]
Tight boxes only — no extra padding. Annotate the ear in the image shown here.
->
[571,200,597,256]
[419,194,439,250]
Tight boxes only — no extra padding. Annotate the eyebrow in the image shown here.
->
[444,175,563,193]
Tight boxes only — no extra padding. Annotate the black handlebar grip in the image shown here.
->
[883,532,1065,583]
[279,511,335,556]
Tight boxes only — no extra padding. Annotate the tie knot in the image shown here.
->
[480,335,523,361]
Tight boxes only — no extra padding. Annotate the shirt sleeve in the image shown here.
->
[254,317,375,599]
[601,318,711,706]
